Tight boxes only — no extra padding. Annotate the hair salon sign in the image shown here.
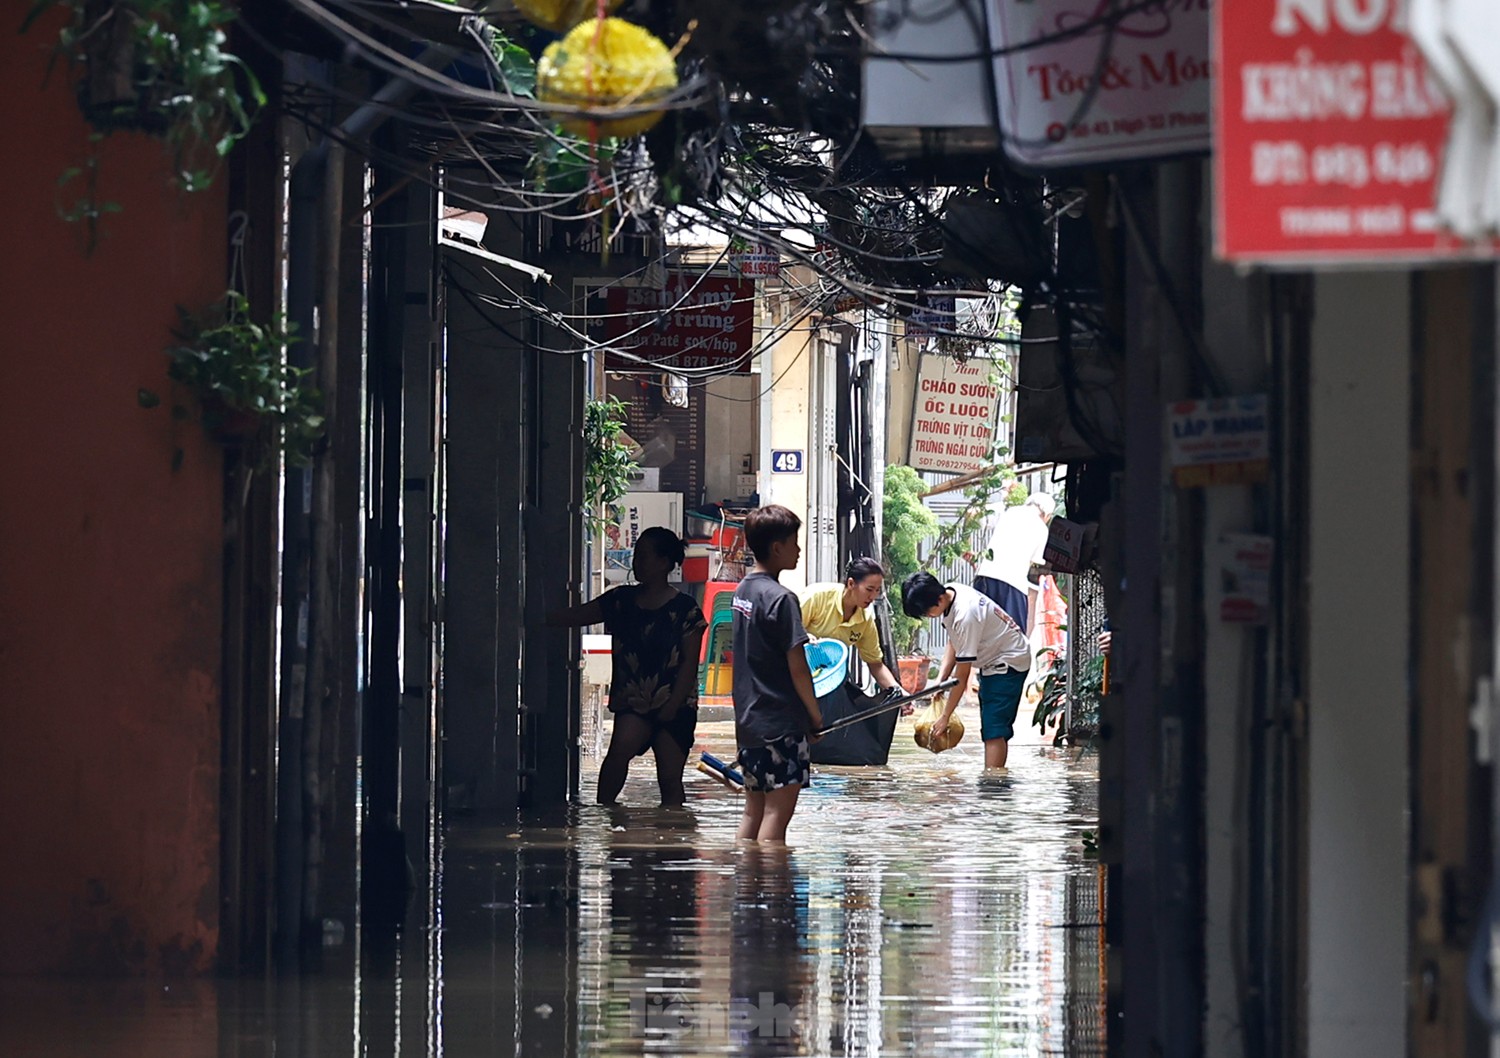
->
[989,0,1212,167]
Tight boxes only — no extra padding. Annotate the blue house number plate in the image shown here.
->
[771,449,804,474]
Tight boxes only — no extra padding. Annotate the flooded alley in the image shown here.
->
[0,722,1101,1057]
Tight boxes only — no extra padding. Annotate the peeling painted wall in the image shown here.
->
[0,20,225,975]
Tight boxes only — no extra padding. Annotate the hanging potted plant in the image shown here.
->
[24,0,265,247]
[142,291,323,467]
[881,465,939,693]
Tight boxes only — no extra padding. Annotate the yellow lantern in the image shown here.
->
[536,18,678,138]
[512,0,623,34]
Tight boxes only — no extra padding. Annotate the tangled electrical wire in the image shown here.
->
[260,0,1129,439]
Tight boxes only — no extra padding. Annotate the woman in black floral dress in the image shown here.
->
[548,527,708,805]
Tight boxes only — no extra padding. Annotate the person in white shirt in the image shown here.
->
[900,573,1031,769]
[973,492,1055,635]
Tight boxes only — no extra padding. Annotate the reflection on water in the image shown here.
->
[0,722,1103,1057]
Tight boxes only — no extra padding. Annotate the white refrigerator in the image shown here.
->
[603,491,683,583]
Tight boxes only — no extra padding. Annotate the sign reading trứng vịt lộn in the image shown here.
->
[907,353,1002,475]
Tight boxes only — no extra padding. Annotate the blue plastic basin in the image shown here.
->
[804,639,850,698]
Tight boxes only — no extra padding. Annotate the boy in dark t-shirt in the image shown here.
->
[731,505,823,843]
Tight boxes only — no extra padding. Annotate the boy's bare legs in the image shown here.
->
[755,784,802,843]
[651,729,689,806]
[984,737,1009,769]
[597,714,654,804]
[738,791,766,840]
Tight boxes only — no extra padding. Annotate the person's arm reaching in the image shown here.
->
[867,659,900,691]
[937,641,956,683]
[545,598,603,628]
[787,646,824,737]
[931,661,970,741]
[854,614,900,691]
[934,602,977,738]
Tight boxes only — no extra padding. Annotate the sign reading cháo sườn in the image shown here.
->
[907,353,1002,475]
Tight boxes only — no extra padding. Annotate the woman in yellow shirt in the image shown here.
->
[796,557,902,693]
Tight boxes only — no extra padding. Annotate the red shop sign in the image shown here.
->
[1213,0,1475,264]
[603,274,755,373]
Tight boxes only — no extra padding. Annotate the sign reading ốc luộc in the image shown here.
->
[908,353,1002,476]
[1214,0,1484,263]
[603,273,756,373]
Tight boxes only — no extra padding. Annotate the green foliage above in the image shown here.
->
[489,27,537,97]
[929,465,1023,570]
[584,396,637,536]
[473,22,620,199]
[143,291,324,468]
[24,0,264,245]
[881,465,938,655]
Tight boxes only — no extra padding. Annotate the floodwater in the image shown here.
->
[0,719,1102,1057]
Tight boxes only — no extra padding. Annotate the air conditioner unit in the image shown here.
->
[861,0,997,158]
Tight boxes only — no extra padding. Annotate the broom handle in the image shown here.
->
[813,678,960,736]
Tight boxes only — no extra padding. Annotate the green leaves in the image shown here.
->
[882,465,939,654]
[531,129,617,196]
[1031,650,1103,742]
[492,30,536,97]
[583,397,637,537]
[161,291,325,468]
[28,0,264,239]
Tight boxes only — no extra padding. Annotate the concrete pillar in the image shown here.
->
[442,245,526,818]
[886,332,920,474]
[400,180,439,845]
[522,305,585,808]
[1305,270,1410,1058]
[1198,248,1266,1058]
[703,375,758,502]
[763,285,815,589]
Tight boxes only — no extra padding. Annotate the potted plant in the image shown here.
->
[142,291,323,467]
[25,0,265,248]
[881,465,939,692]
[1031,647,1104,746]
[583,396,637,537]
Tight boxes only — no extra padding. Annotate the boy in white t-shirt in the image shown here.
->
[900,572,1031,768]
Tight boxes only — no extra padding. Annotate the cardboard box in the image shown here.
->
[1042,516,1090,574]
[625,467,661,491]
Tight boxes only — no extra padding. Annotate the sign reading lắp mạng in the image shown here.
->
[907,353,1002,475]
[1167,395,1269,487]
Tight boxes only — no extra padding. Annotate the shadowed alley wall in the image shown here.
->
[0,22,227,975]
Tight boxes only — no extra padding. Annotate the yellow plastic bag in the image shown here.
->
[913,699,964,753]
